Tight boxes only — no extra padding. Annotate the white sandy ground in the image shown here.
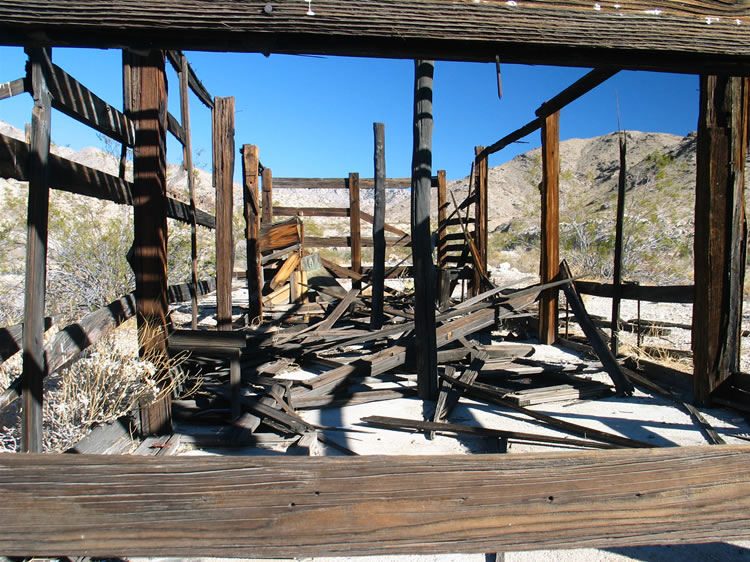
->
[152,270,750,562]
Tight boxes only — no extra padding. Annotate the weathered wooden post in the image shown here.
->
[213,96,235,332]
[348,172,362,290]
[693,75,748,405]
[411,59,438,400]
[177,53,200,329]
[539,111,560,345]
[242,144,262,325]
[611,132,627,356]
[472,146,488,297]
[21,47,52,452]
[371,122,386,329]
[128,49,171,434]
[261,167,273,224]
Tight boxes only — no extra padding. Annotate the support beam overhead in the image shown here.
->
[0,2,749,72]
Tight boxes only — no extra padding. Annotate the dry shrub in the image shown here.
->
[0,319,195,452]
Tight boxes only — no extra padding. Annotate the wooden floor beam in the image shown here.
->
[3,447,750,557]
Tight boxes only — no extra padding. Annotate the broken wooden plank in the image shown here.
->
[268,252,301,292]
[363,416,618,449]
[559,260,634,396]
[442,372,653,449]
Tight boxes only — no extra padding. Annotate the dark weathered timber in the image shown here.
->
[432,352,487,432]
[611,132,627,356]
[242,144,262,325]
[436,169,448,268]
[575,280,694,303]
[261,167,273,224]
[372,123,386,329]
[348,172,362,290]
[2,1,750,72]
[36,57,136,147]
[6,447,750,556]
[364,416,618,449]
[0,132,216,228]
[274,206,349,217]
[539,111,560,344]
[213,96,235,331]
[178,52,200,329]
[166,277,217,305]
[166,50,213,109]
[166,111,185,146]
[128,49,171,435]
[559,261,634,395]
[20,47,51,453]
[0,77,26,100]
[693,75,748,405]
[0,316,58,365]
[472,146,488,297]
[412,59,438,400]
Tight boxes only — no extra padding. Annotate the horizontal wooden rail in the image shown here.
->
[0,1,749,73]
[306,235,410,248]
[0,76,26,100]
[576,280,694,303]
[274,206,349,217]
[2,446,750,557]
[0,133,215,229]
[272,176,440,189]
[166,111,185,146]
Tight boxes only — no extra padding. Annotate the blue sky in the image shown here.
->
[0,46,699,181]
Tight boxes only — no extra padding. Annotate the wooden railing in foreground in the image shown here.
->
[2,445,750,557]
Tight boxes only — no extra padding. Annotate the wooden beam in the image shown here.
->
[242,144,262,325]
[2,2,750,72]
[272,177,437,189]
[261,167,273,224]
[693,75,749,405]
[539,111,560,345]
[4,447,750,556]
[20,47,51,453]
[411,59,438,400]
[178,52,199,329]
[611,133,627,356]
[472,146,488,297]
[348,172,362,290]
[0,76,26,100]
[575,280,694,303]
[128,49,171,435]
[213,96,235,331]
[371,123,386,329]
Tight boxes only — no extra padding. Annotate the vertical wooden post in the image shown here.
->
[348,172,362,290]
[242,144,262,325]
[436,169,451,307]
[472,146,488,297]
[178,53,200,330]
[119,50,132,180]
[261,167,273,224]
[693,75,748,405]
[411,59,438,400]
[21,47,52,453]
[539,111,560,345]
[129,49,171,435]
[611,133,627,356]
[212,96,235,332]
[371,122,386,329]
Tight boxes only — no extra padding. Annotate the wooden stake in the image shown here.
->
[411,59,438,400]
[348,172,362,290]
[21,47,51,453]
[539,111,560,344]
[371,123,386,329]
[212,96,235,331]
